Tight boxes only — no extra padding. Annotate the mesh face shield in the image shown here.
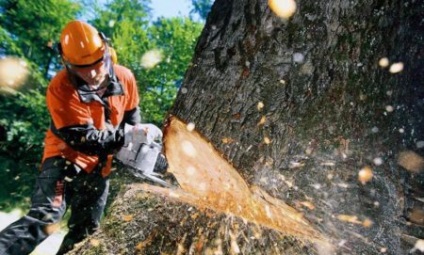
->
[63,38,113,90]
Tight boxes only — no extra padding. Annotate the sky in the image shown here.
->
[150,0,193,20]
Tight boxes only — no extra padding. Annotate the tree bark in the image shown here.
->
[171,0,424,254]
[71,0,424,254]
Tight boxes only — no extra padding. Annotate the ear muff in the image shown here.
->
[98,32,117,63]
[109,47,118,64]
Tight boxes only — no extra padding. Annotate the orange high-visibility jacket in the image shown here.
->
[42,64,140,176]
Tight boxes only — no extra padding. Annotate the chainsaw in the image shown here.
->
[115,123,179,188]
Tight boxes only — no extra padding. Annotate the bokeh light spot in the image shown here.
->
[268,0,297,19]
[140,49,163,69]
[0,57,29,93]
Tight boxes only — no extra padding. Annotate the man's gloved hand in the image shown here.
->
[63,161,82,182]
[123,123,163,146]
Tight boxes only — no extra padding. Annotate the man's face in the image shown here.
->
[71,59,108,89]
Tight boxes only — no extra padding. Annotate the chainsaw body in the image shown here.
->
[115,124,174,187]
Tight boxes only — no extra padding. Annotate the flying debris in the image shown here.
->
[257,101,264,111]
[378,57,389,68]
[140,49,163,69]
[358,166,373,185]
[186,122,196,132]
[268,0,297,19]
[389,62,404,73]
[0,57,29,93]
[397,151,424,173]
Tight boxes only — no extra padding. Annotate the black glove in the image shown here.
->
[153,153,168,174]
[63,162,82,182]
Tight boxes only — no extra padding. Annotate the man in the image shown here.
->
[0,20,156,255]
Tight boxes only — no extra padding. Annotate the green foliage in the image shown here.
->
[191,0,213,20]
[91,0,151,37]
[0,68,49,210]
[0,0,81,210]
[0,27,23,56]
[0,156,35,211]
[0,71,48,158]
[0,0,80,166]
[140,17,202,124]
[90,1,202,124]
[0,0,82,77]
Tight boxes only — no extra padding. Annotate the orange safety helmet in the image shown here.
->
[59,20,105,66]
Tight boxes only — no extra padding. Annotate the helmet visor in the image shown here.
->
[68,58,106,86]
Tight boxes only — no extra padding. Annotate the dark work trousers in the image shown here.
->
[0,157,110,255]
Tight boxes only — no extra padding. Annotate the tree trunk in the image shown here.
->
[171,0,424,253]
[71,0,424,254]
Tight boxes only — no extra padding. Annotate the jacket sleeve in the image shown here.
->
[55,104,139,155]
[52,123,125,156]
[123,106,141,125]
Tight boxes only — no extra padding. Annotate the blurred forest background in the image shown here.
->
[0,0,212,211]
